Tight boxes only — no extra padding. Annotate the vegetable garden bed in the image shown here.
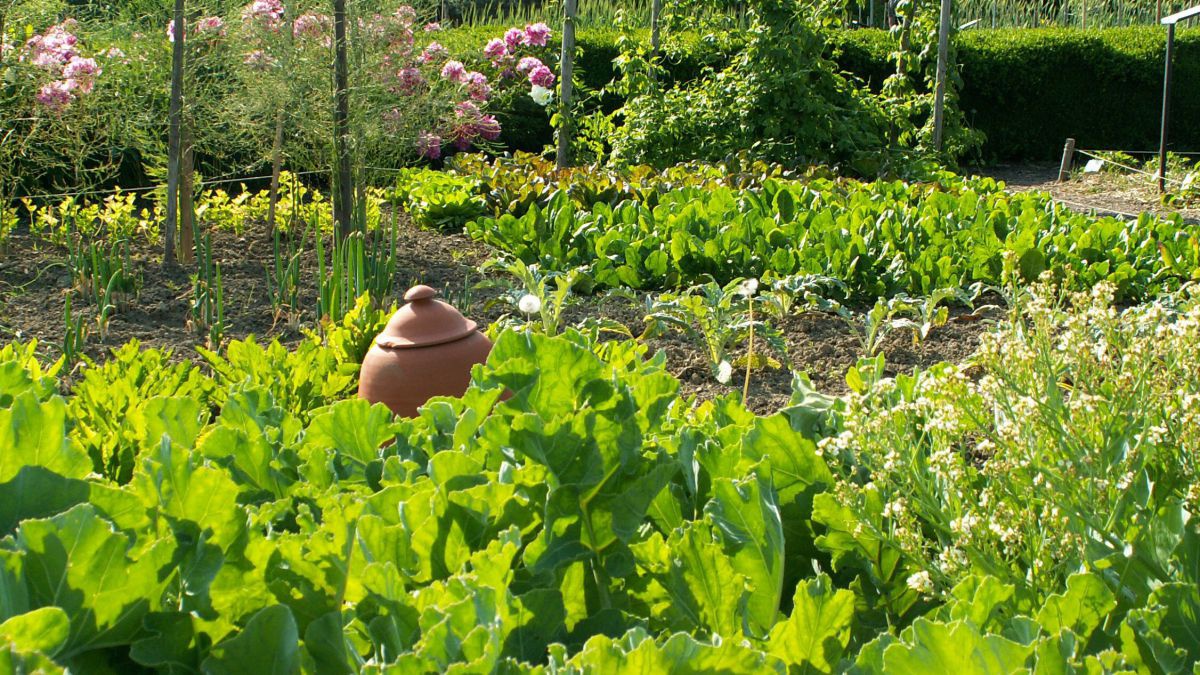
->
[0,210,992,413]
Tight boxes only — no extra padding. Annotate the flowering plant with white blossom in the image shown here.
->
[813,277,1200,624]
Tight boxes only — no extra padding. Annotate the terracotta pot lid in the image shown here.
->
[375,284,479,349]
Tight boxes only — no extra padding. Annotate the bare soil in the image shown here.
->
[0,214,996,415]
[976,162,1200,223]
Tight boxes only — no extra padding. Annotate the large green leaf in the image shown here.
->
[704,475,785,637]
[0,393,89,484]
[882,619,1032,675]
[202,604,300,675]
[565,628,784,673]
[132,440,244,553]
[302,398,401,473]
[5,503,169,659]
[661,523,747,638]
[0,607,70,656]
[767,574,856,674]
[1035,572,1115,640]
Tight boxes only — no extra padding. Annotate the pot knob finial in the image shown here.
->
[404,284,438,303]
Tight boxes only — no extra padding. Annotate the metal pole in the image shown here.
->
[165,0,184,266]
[932,0,952,152]
[1158,22,1175,193]
[555,0,577,170]
[333,0,353,238]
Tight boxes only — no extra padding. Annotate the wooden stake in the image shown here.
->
[165,0,185,266]
[267,14,294,237]
[932,0,952,152]
[1058,138,1076,182]
[180,120,195,263]
[555,0,577,170]
[333,0,353,239]
[651,0,662,53]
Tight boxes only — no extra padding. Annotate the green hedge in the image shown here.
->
[957,27,1200,161]
[452,25,1200,162]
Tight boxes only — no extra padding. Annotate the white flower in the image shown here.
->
[736,278,759,298]
[716,360,733,384]
[1123,543,1134,558]
[529,85,553,106]
[517,294,541,315]
[906,570,933,594]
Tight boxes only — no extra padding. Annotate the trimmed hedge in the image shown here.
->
[957,27,1200,161]
[452,25,1200,162]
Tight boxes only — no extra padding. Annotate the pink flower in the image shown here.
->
[504,28,524,49]
[424,22,441,32]
[166,21,179,43]
[242,0,284,26]
[477,114,501,141]
[528,64,555,88]
[417,131,442,159]
[28,24,78,65]
[63,56,100,92]
[523,23,551,47]
[102,47,126,59]
[293,13,331,41]
[419,41,447,64]
[440,59,466,82]
[394,6,418,25]
[466,71,491,101]
[484,37,507,61]
[397,67,424,93]
[243,49,278,68]
[448,101,500,150]
[36,80,74,111]
[516,56,543,74]
[196,16,226,36]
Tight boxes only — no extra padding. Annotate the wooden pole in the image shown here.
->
[1058,138,1076,182]
[333,0,353,238]
[180,120,195,263]
[1158,22,1175,193]
[555,0,577,170]
[267,13,294,236]
[651,0,662,52]
[164,0,184,266]
[932,0,952,152]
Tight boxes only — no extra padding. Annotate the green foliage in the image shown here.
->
[383,168,487,230]
[468,173,1200,301]
[0,285,1198,670]
[608,0,897,172]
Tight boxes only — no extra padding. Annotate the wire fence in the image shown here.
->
[1074,148,1193,187]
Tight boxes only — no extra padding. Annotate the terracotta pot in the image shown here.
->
[358,284,493,417]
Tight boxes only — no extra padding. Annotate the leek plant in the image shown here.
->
[189,232,226,349]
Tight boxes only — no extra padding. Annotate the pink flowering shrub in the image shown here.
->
[17,20,103,114]
[351,9,555,161]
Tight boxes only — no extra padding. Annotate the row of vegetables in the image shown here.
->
[0,276,1197,671]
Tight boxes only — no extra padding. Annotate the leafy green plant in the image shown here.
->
[816,288,958,359]
[0,287,1198,671]
[316,219,399,325]
[385,168,487,230]
[644,278,786,383]
[469,173,1200,301]
[482,258,582,336]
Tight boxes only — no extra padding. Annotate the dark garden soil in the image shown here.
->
[0,211,998,416]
